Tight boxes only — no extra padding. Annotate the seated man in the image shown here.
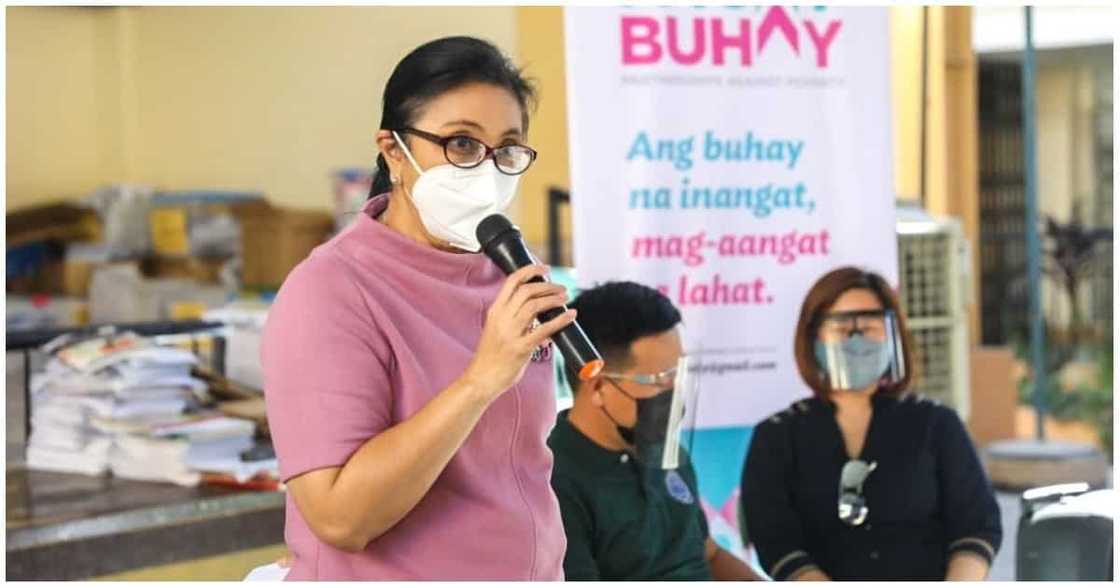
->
[550,281,761,581]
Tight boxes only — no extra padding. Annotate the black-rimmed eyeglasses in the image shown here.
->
[818,310,894,343]
[396,127,537,175]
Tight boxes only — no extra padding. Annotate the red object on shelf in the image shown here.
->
[201,472,281,492]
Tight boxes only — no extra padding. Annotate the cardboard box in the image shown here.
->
[203,303,269,391]
[32,260,96,298]
[6,203,102,248]
[61,260,96,297]
[11,244,114,298]
[148,191,264,258]
[88,263,231,324]
[7,208,110,297]
[141,256,227,285]
[149,207,191,256]
[233,203,333,289]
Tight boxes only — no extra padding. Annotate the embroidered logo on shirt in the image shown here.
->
[665,470,694,504]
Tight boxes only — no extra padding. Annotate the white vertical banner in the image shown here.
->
[565,7,898,427]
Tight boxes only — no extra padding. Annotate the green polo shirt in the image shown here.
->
[548,410,713,581]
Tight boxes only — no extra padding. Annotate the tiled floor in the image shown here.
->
[92,543,287,581]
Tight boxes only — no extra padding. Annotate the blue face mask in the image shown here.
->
[814,334,893,391]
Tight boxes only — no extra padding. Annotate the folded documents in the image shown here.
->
[109,428,256,486]
[27,438,112,476]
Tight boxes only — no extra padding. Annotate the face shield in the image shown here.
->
[813,309,906,392]
[667,354,701,470]
[601,354,696,470]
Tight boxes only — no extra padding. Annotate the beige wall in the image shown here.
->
[6,7,125,210]
[1032,48,1111,328]
[1035,52,1108,224]
[941,7,982,344]
[890,7,924,202]
[1035,63,1076,327]
[8,6,987,276]
[128,7,517,212]
[7,6,518,212]
[514,6,570,255]
[887,7,983,343]
[1038,67,1076,224]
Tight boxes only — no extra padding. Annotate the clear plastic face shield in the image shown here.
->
[813,309,906,391]
[662,354,698,470]
[601,354,696,470]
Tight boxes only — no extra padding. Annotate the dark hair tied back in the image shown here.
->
[370,36,537,198]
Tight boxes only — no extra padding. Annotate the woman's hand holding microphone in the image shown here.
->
[461,264,576,402]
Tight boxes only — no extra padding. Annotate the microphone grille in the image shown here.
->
[476,214,518,249]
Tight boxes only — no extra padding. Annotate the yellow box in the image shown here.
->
[74,302,90,326]
[169,301,208,320]
[150,208,191,256]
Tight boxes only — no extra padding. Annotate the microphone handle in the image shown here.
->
[528,275,563,321]
[487,238,570,320]
[550,317,605,380]
[485,235,604,380]
[487,235,535,275]
[524,274,604,380]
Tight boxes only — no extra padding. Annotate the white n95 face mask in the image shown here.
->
[393,130,520,252]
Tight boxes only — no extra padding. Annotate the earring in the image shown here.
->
[390,175,400,185]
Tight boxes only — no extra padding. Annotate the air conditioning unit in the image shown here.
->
[896,204,972,421]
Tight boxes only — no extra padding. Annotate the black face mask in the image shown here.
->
[601,379,676,462]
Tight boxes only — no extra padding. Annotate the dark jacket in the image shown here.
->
[741,393,1001,581]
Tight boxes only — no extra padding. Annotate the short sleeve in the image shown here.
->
[262,253,394,482]
[694,499,711,539]
[680,454,710,537]
[550,475,601,580]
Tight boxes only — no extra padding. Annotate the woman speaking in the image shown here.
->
[262,37,574,580]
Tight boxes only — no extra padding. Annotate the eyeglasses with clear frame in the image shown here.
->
[600,365,678,390]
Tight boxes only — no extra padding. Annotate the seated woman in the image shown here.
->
[740,267,1001,581]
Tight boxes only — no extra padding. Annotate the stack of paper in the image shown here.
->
[26,332,210,483]
[106,414,266,486]
[26,332,278,486]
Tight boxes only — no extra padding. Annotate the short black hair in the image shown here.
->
[565,281,682,392]
[370,36,537,196]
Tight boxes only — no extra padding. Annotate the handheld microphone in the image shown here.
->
[476,214,605,381]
